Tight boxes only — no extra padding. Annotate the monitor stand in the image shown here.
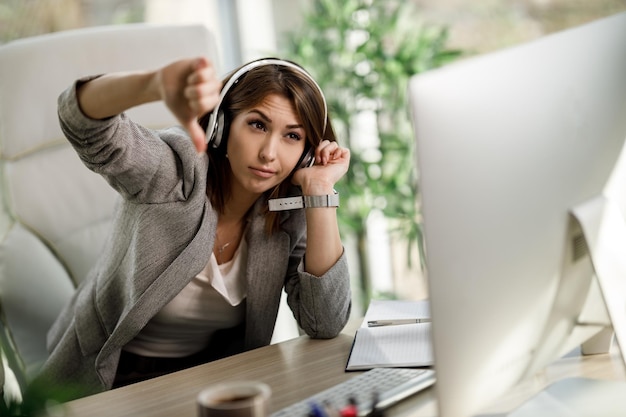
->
[502,196,626,417]
[571,196,626,362]
[507,377,626,417]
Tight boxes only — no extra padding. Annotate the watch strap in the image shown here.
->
[303,193,340,208]
[268,196,304,211]
[268,193,339,211]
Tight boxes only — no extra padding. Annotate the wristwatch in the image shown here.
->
[268,192,339,211]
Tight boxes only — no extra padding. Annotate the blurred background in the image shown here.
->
[1,0,625,315]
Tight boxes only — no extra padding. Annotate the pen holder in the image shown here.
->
[197,381,271,417]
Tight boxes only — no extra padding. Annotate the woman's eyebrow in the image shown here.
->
[248,109,271,122]
[247,109,303,130]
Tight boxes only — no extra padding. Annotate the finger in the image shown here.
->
[316,140,338,165]
[339,147,350,164]
[187,59,216,86]
[326,144,342,159]
[315,140,330,164]
[184,74,221,116]
[187,90,221,115]
[192,56,211,74]
[316,139,333,151]
[324,147,349,172]
[184,79,221,101]
[332,146,349,161]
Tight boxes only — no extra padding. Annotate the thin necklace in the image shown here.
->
[215,221,243,262]
[216,238,231,255]
[215,233,232,264]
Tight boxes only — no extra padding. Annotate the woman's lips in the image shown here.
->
[250,166,276,178]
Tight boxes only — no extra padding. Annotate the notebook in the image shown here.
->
[345,299,433,371]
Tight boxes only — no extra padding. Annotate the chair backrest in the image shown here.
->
[0,23,219,391]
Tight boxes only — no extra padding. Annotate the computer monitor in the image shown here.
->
[409,12,626,417]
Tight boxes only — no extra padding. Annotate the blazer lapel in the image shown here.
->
[98,200,218,366]
[243,202,291,348]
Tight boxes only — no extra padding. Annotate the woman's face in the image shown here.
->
[226,93,307,198]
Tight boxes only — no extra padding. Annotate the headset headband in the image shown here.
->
[205,58,328,147]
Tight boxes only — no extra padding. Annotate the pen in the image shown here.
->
[309,401,329,417]
[367,318,431,327]
[340,397,358,417]
[365,391,384,417]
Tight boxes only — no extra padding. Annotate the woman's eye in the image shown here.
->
[287,132,302,141]
[249,120,266,131]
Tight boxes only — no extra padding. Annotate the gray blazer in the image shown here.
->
[40,80,351,396]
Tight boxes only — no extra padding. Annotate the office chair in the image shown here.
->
[0,23,219,394]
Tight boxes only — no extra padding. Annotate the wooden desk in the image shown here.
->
[62,334,359,417]
[60,332,625,417]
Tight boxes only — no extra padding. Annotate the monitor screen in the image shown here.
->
[409,12,626,417]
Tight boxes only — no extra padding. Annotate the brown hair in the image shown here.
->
[198,60,337,234]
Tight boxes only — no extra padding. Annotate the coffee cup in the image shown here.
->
[197,380,271,417]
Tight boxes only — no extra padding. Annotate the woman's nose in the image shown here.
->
[258,135,278,162]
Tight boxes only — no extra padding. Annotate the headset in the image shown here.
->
[204,58,328,169]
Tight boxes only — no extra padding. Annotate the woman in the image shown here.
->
[40,56,351,397]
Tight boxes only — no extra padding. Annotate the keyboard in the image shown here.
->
[270,367,436,417]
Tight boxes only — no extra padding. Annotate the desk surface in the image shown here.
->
[60,331,625,417]
[62,334,359,417]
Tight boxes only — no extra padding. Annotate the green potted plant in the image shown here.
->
[282,0,461,306]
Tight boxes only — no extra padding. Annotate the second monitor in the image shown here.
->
[409,12,626,417]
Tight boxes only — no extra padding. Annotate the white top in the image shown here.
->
[124,239,248,357]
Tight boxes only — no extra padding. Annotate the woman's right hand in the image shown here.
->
[155,57,222,153]
[76,57,221,153]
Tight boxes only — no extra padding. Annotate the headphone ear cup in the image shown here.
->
[211,111,225,148]
[298,147,315,169]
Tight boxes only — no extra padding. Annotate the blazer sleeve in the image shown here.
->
[284,232,352,339]
[57,78,204,204]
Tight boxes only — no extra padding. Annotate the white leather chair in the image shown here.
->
[0,23,219,394]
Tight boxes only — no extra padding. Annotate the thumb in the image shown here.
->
[184,119,207,153]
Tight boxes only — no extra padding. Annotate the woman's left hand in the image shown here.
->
[291,140,350,195]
